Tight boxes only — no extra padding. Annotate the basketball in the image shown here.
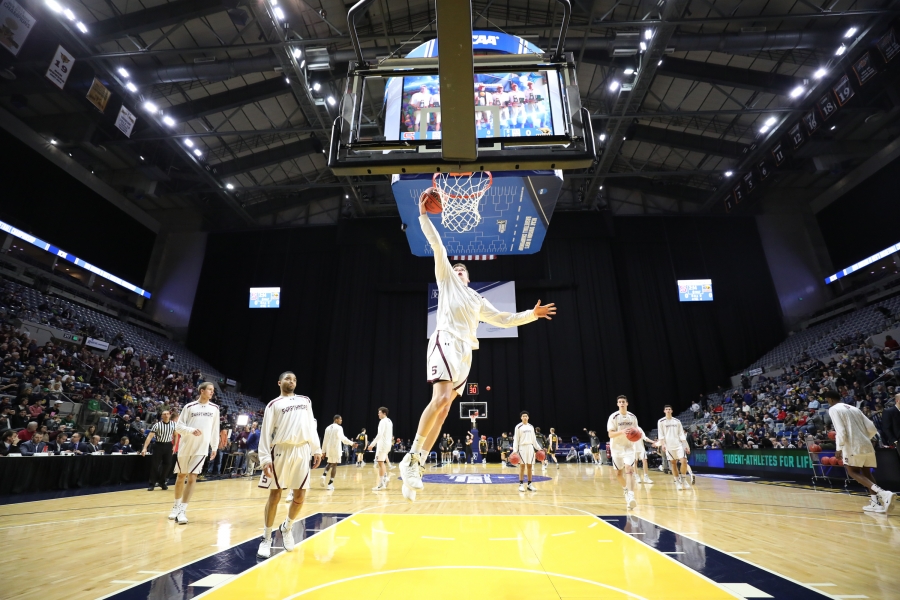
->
[827,431,836,440]
[810,444,822,453]
[835,457,844,466]
[625,427,643,443]
[421,187,443,213]
[486,385,491,391]
[536,449,546,462]
[821,457,830,465]
[508,451,521,465]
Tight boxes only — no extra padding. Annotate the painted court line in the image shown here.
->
[551,531,575,537]
[805,583,837,587]
[136,571,165,574]
[588,522,598,528]
[728,551,751,555]
[832,596,868,599]
[350,520,360,526]
[110,580,144,585]
[421,536,454,540]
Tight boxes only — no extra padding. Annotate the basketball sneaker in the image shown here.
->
[175,509,188,524]
[527,483,537,492]
[482,458,486,465]
[675,479,683,490]
[327,483,334,491]
[878,490,895,513]
[400,453,424,490]
[257,536,272,558]
[401,483,417,502]
[518,483,525,492]
[690,472,696,485]
[643,475,653,484]
[382,473,391,486]
[625,490,636,509]
[389,463,396,470]
[863,496,884,512]
[372,483,386,491]
[280,520,296,552]
[168,503,180,520]
[319,475,327,488]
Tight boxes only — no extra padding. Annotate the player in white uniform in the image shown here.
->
[409,85,430,129]
[607,395,639,509]
[826,391,894,513]
[634,432,654,484]
[256,372,323,558]
[168,382,219,525]
[493,87,510,127]
[513,411,541,492]
[368,407,393,491]
[399,199,556,502]
[320,415,353,490]
[508,83,526,126]
[655,405,690,489]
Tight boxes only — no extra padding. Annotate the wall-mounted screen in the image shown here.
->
[678,279,713,302]
[249,287,280,308]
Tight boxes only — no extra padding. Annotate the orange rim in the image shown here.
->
[432,171,493,199]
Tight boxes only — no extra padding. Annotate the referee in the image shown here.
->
[142,410,175,491]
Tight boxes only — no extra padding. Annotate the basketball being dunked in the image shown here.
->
[398,190,558,502]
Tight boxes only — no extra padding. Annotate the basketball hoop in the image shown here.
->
[433,171,492,233]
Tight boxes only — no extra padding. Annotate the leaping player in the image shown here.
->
[399,195,557,502]
[256,372,322,559]
[655,405,690,489]
[608,395,639,509]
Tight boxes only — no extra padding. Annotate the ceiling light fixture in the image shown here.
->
[50,139,57,145]
[139,156,144,160]
[725,170,733,177]
[117,67,129,78]
[623,67,635,75]
[162,116,175,127]
[184,139,194,147]
[193,148,202,157]
[63,8,75,20]
[285,77,290,84]
[327,96,336,105]
[599,133,607,141]
[836,44,847,56]
[609,80,620,92]
[759,125,770,134]
[312,82,321,91]
[844,27,857,38]
[814,68,827,79]
[830,125,836,130]
[345,194,349,199]
[125,82,137,92]
[765,117,777,126]
[292,47,302,59]
[76,21,88,33]
[226,183,235,190]
[143,101,158,112]
[273,6,285,20]
[790,85,805,98]
[639,41,647,52]
[300,60,306,68]
[644,29,653,40]
[45,0,63,12]
[657,59,662,66]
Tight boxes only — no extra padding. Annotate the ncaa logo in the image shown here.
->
[472,34,499,45]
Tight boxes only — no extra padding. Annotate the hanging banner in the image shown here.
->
[724,196,734,213]
[876,28,900,63]
[788,123,804,149]
[802,108,819,134]
[85,78,111,113]
[115,105,136,137]
[732,182,744,204]
[852,52,878,86]
[757,159,770,181]
[0,0,35,56]
[742,172,755,193]
[833,74,855,106]
[45,45,74,89]
[771,143,785,166]
[817,93,837,120]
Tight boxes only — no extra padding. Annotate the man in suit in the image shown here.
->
[68,432,88,455]
[47,431,69,453]
[20,432,49,456]
[111,436,134,453]
[85,435,103,454]
[0,429,21,456]
[883,393,900,450]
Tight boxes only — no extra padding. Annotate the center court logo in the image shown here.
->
[418,473,552,485]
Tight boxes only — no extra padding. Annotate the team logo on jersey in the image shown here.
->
[416,473,551,485]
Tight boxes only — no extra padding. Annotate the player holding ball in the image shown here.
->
[608,395,642,509]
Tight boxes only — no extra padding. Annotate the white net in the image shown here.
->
[433,172,492,233]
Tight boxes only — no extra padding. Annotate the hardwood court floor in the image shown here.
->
[1,462,897,599]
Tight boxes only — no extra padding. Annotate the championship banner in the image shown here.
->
[86,78,111,113]
[851,52,878,86]
[876,28,900,63]
[45,45,74,90]
[0,0,35,56]
[427,281,519,338]
[115,105,136,137]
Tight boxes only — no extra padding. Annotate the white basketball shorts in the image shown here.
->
[665,445,685,461]
[611,446,636,471]
[174,453,206,475]
[258,444,311,490]
[845,452,876,468]
[375,445,390,462]
[518,446,536,465]
[426,330,471,391]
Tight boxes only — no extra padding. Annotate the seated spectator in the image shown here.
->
[110,436,133,453]
[86,435,103,454]
[0,429,20,455]
[68,432,88,454]
[17,421,38,442]
[885,335,899,351]
[20,431,49,455]
[47,431,68,453]
[10,408,29,429]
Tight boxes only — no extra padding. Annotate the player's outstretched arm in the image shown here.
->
[479,297,556,329]
[418,193,455,283]
[532,300,556,320]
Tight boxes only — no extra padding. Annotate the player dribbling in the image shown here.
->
[608,395,639,509]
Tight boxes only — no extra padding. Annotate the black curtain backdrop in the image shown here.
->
[187,213,783,440]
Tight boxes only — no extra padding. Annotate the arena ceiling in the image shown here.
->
[2,0,900,229]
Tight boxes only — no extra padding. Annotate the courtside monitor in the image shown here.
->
[678,279,714,302]
[249,287,280,308]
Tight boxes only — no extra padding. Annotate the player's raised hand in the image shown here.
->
[418,192,428,215]
[533,300,557,320]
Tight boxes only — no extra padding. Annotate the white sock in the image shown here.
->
[410,434,426,454]
[180,503,188,511]
[872,485,884,494]
[173,498,182,507]
[284,517,295,529]
[264,526,272,539]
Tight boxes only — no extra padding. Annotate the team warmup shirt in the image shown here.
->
[258,394,321,467]
[322,423,353,461]
[420,215,537,349]
[513,423,541,453]
[174,400,220,456]
[657,417,687,451]
[828,403,878,456]
[372,417,394,453]
[607,411,639,450]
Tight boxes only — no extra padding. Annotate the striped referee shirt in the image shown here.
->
[151,421,175,443]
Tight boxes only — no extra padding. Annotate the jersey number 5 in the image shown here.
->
[431,366,438,376]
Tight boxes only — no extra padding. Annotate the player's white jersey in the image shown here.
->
[657,417,686,450]
[174,400,220,456]
[258,394,321,466]
[419,215,536,349]
[493,91,509,106]
[322,423,353,460]
[607,411,638,450]
[410,91,430,109]
[828,402,878,456]
[372,417,393,451]
[513,422,541,452]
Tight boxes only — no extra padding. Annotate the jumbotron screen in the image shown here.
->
[677,279,714,302]
[398,72,557,140]
[249,287,280,308]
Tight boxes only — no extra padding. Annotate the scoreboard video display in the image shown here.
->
[249,287,281,308]
[677,279,713,302]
